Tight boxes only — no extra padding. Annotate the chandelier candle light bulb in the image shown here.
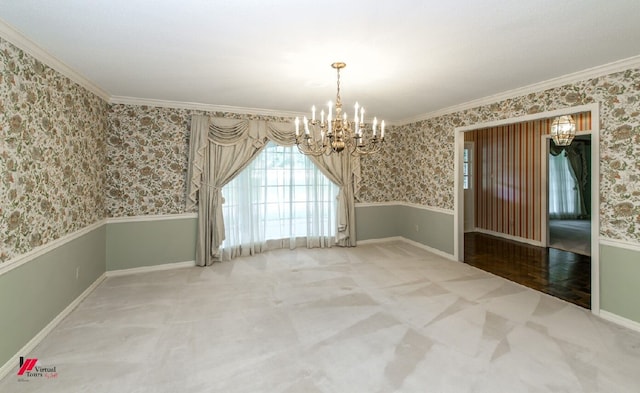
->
[294,62,385,156]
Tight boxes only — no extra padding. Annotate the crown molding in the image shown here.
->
[108,95,409,125]
[109,95,304,119]
[2,14,639,124]
[399,55,640,125]
[0,18,110,101]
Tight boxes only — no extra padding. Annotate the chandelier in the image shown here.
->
[294,62,385,156]
[550,115,576,146]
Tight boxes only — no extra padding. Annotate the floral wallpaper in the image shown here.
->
[0,37,108,263]
[359,121,454,208]
[360,68,640,242]
[106,105,192,217]
[108,68,640,243]
[105,106,292,217]
[4,20,636,263]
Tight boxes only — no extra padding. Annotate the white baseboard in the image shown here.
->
[473,228,543,247]
[398,237,457,261]
[357,236,405,245]
[106,260,196,277]
[599,310,640,333]
[358,236,457,261]
[0,273,107,380]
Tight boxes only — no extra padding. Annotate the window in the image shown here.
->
[463,147,471,190]
[221,142,338,255]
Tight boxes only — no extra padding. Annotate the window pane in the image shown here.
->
[222,141,338,246]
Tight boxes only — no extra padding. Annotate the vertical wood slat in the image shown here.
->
[462,112,590,242]
[524,121,529,239]
[460,112,591,241]
[516,123,522,238]
[497,127,502,233]
[533,120,540,241]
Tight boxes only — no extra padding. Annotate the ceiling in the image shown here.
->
[1,0,640,122]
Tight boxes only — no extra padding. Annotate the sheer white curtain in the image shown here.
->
[220,141,339,260]
[187,115,358,266]
[549,151,585,219]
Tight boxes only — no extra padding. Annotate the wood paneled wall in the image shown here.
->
[464,113,590,242]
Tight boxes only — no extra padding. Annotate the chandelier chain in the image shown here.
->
[336,67,341,107]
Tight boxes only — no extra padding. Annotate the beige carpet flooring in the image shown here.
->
[549,219,591,256]
[2,241,639,392]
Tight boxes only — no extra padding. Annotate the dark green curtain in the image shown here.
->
[549,140,590,218]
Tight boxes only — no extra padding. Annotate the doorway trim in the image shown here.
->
[453,102,600,314]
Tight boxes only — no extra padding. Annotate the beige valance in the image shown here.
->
[186,114,358,266]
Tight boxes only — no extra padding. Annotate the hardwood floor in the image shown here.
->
[464,232,591,309]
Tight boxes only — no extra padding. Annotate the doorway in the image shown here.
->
[454,103,600,313]
[545,135,592,256]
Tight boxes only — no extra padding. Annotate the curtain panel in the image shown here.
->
[549,141,589,218]
[309,153,358,246]
[186,115,359,266]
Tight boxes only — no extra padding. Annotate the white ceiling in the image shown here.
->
[1,0,640,122]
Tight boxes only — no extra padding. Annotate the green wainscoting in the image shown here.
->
[356,204,455,255]
[0,224,106,370]
[106,216,197,271]
[396,205,454,255]
[600,243,640,324]
[355,204,402,241]
[3,211,640,376]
